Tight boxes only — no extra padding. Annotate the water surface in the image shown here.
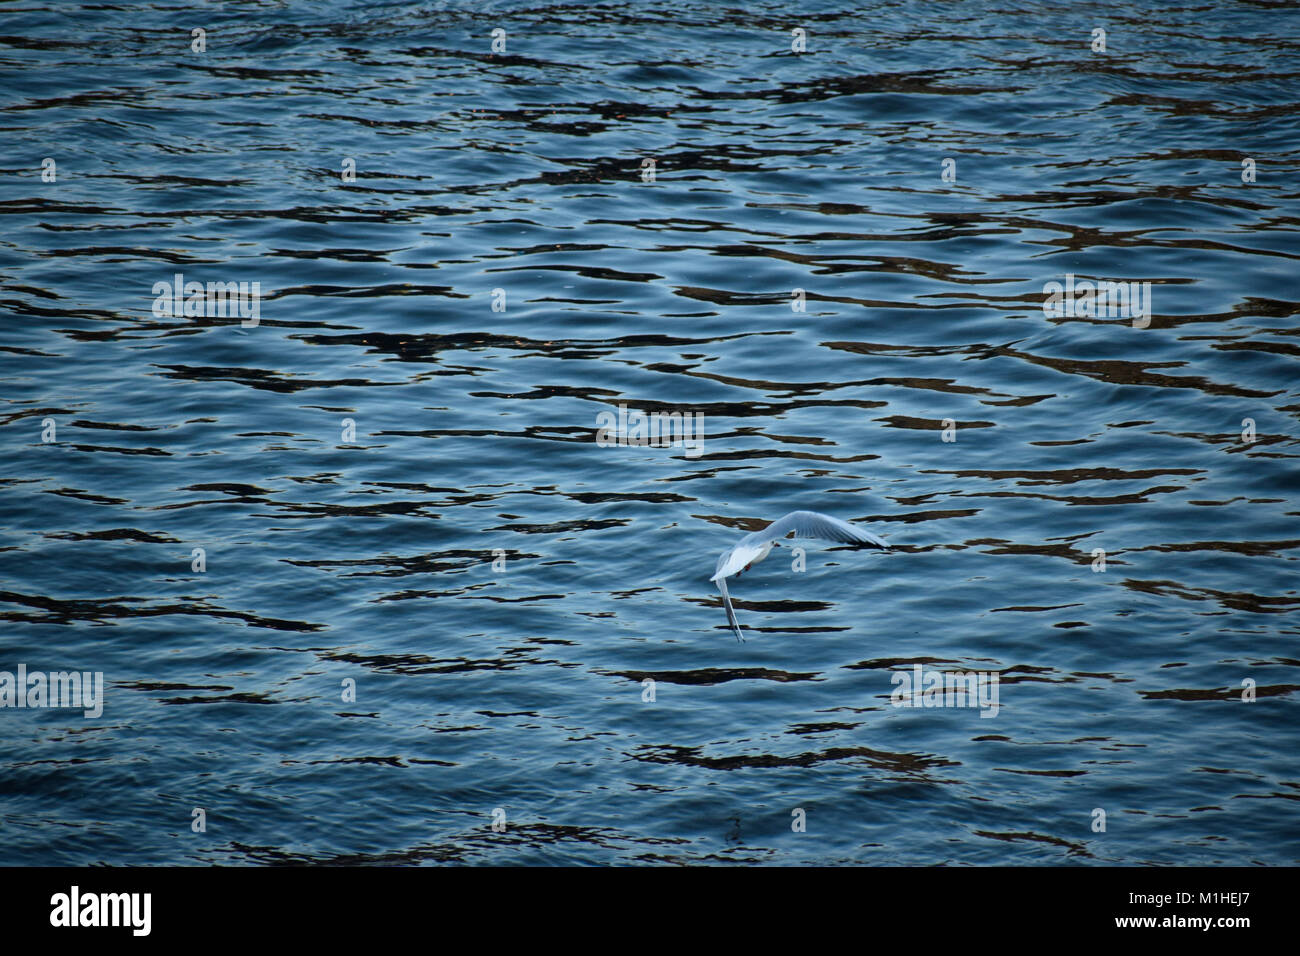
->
[1,0,1298,865]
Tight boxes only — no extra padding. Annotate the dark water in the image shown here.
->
[1,0,1298,866]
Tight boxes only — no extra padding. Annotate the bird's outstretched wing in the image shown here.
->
[710,540,766,582]
[715,576,744,641]
[755,510,888,549]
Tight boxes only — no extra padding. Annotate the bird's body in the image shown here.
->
[710,510,888,641]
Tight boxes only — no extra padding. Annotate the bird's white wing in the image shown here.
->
[710,541,767,582]
[756,510,888,548]
[715,575,744,641]
[714,546,733,579]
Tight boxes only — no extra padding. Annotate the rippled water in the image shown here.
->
[1,0,1298,865]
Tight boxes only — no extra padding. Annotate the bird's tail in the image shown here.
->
[716,576,744,642]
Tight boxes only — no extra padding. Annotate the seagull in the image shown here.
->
[710,510,889,641]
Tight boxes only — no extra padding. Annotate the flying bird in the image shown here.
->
[710,510,888,641]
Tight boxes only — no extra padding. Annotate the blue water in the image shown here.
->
[1,0,1298,865]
